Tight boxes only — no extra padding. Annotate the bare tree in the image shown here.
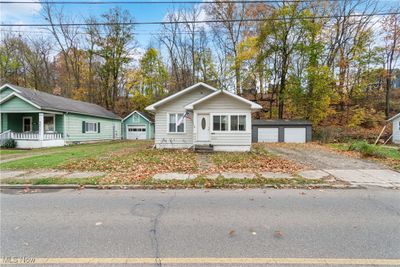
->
[381,11,400,118]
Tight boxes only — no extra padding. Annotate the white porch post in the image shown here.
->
[38,112,44,141]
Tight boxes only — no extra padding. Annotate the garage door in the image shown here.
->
[284,128,306,143]
[126,125,147,140]
[258,128,279,142]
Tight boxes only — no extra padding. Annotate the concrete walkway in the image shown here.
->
[152,169,400,188]
[0,170,105,180]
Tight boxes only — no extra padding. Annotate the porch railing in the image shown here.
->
[0,130,12,146]
[43,133,63,140]
[2,131,64,140]
[12,132,39,140]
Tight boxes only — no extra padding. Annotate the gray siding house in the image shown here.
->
[0,84,121,148]
[145,82,262,151]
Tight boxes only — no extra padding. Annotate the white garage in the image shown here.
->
[252,120,312,143]
[258,128,279,142]
[284,128,306,143]
[126,125,147,140]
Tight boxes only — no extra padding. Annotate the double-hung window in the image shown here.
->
[44,114,55,132]
[213,115,228,131]
[85,122,97,133]
[230,115,246,131]
[169,113,185,133]
[212,114,247,132]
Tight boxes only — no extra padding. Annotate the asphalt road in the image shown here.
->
[1,188,399,267]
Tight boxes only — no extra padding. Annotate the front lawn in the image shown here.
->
[1,141,305,184]
[0,149,30,155]
[210,144,303,173]
[0,141,150,169]
[329,141,400,170]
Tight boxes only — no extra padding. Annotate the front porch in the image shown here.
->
[0,112,65,148]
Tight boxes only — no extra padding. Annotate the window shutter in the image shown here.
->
[98,122,100,133]
[82,121,86,133]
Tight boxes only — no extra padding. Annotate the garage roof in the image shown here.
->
[252,119,312,126]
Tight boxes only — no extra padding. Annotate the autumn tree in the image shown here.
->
[87,7,136,110]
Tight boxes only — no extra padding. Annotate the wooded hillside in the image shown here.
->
[1,0,399,137]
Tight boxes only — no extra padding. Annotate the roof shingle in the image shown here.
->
[2,84,120,120]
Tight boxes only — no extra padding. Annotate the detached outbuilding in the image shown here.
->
[122,110,154,140]
[252,120,312,143]
[388,113,400,144]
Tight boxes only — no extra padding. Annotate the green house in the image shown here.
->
[122,110,154,140]
[0,83,121,148]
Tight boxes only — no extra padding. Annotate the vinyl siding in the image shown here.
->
[195,93,250,110]
[122,112,154,139]
[194,93,252,148]
[55,114,64,134]
[393,117,400,144]
[0,96,40,112]
[0,88,15,99]
[64,113,121,142]
[1,113,8,132]
[154,86,214,148]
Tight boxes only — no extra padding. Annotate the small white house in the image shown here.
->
[388,113,400,144]
[145,82,262,151]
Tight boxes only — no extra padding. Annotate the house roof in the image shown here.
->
[388,113,400,122]
[252,119,312,126]
[145,82,217,111]
[0,84,121,120]
[123,110,154,123]
[184,89,262,110]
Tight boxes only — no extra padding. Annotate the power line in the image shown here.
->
[0,0,366,4]
[1,12,398,27]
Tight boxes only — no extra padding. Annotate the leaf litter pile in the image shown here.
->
[62,145,198,183]
[208,144,303,174]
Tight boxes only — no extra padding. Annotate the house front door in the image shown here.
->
[197,114,210,141]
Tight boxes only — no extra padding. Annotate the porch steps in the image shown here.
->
[194,144,214,153]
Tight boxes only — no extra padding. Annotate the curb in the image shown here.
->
[0,183,364,190]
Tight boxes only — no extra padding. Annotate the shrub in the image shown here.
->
[349,141,385,158]
[2,139,17,149]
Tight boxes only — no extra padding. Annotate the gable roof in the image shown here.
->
[184,89,262,110]
[123,110,154,123]
[388,113,400,122]
[0,84,121,120]
[145,82,217,111]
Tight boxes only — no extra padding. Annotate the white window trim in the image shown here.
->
[85,122,98,134]
[22,116,32,132]
[211,114,229,132]
[210,113,250,133]
[167,112,186,134]
[44,114,56,133]
[230,114,247,132]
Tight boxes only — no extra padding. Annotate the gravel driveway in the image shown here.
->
[263,143,400,188]
[264,143,385,170]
